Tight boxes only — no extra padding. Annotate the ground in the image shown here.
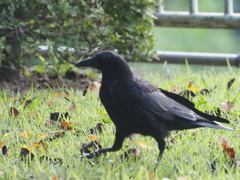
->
[0,69,97,94]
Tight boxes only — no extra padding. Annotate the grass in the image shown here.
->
[0,65,240,180]
[153,27,240,54]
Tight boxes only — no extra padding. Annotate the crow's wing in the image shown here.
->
[117,78,197,122]
[116,77,230,124]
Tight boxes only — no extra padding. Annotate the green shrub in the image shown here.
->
[0,0,156,76]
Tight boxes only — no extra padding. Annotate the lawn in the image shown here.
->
[0,64,239,180]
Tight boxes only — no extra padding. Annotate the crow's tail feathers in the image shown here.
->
[195,120,235,131]
[195,109,230,124]
[212,121,235,131]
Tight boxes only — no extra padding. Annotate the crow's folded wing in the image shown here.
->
[119,82,197,122]
[113,77,229,124]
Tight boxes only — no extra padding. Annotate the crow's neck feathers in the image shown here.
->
[101,60,133,84]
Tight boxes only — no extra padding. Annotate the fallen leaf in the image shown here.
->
[173,84,180,91]
[90,123,104,134]
[122,147,140,161]
[38,134,47,139]
[68,104,76,111]
[9,107,19,117]
[22,131,34,140]
[2,145,8,156]
[50,112,69,121]
[20,148,35,161]
[188,86,200,92]
[172,84,180,94]
[46,101,53,106]
[135,141,157,150]
[60,121,73,131]
[80,141,102,153]
[220,101,234,113]
[149,173,154,179]
[32,142,48,151]
[179,90,195,98]
[49,130,65,135]
[227,78,235,90]
[199,89,210,95]
[40,131,65,143]
[88,134,102,141]
[188,82,193,88]
[22,145,33,152]
[0,141,6,148]
[60,121,71,127]
[187,82,200,92]
[24,100,32,108]
[221,137,235,159]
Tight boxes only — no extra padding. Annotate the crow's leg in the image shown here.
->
[153,137,166,169]
[82,130,125,159]
[157,138,166,161]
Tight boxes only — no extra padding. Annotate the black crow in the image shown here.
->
[76,50,234,163]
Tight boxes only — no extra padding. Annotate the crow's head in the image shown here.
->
[75,50,132,78]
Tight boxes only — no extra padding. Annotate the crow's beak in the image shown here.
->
[75,57,98,68]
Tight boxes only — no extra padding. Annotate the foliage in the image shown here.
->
[0,0,156,76]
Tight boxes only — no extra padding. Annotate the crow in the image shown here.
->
[76,50,234,163]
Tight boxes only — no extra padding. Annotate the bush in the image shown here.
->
[0,0,156,77]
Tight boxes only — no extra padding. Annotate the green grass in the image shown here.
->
[153,27,240,54]
[0,66,240,180]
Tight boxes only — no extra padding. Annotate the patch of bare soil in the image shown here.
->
[0,69,99,94]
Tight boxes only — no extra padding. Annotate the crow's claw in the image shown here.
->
[81,150,100,160]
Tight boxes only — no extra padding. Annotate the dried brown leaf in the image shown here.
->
[179,90,196,98]
[68,104,76,111]
[220,101,234,113]
[199,89,210,95]
[46,101,53,106]
[50,112,69,121]
[9,107,19,117]
[20,148,35,161]
[24,100,32,108]
[90,123,104,134]
[221,137,235,159]
[122,147,140,161]
[60,121,73,131]
[0,141,6,148]
[80,141,102,154]
[2,145,8,156]
[88,134,102,141]
[32,142,48,152]
[135,141,157,150]
[172,84,180,94]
